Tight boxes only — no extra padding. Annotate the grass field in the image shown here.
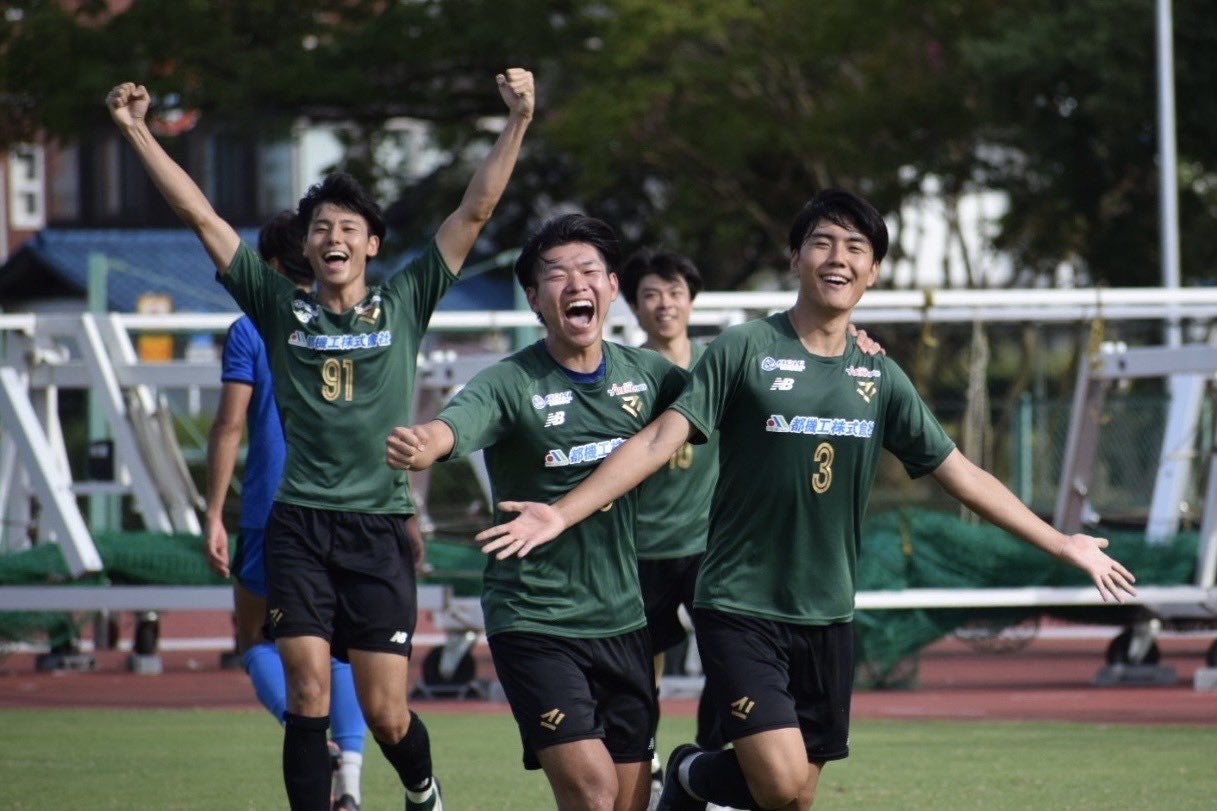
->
[3,707,1215,809]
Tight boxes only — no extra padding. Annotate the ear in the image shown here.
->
[608,272,620,301]
[525,286,540,314]
[366,234,381,258]
[865,261,880,288]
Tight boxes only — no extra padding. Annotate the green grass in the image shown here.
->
[2,708,1215,809]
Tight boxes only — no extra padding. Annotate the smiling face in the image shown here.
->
[526,241,619,360]
[632,272,692,344]
[790,218,879,315]
[305,202,380,296]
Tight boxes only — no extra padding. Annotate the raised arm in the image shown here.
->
[434,68,535,274]
[475,408,694,559]
[203,381,252,577]
[930,449,1136,602]
[106,82,240,272]
[385,420,457,473]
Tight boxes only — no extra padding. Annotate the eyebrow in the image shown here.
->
[809,228,868,244]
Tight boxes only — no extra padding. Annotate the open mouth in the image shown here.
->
[564,299,595,328]
[821,273,850,288]
[322,249,349,270]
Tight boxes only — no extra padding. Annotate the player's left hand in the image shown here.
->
[849,324,885,355]
[497,68,535,121]
[1058,533,1137,603]
[475,500,565,559]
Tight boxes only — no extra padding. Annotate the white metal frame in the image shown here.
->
[3,287,1217,615]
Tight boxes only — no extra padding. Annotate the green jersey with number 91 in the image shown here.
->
[220,240,455,514]
[671,313,955,625]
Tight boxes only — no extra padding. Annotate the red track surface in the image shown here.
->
[2,612,1215,725]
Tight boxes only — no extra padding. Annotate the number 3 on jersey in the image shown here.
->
[321,358,355,402]
[810,441,833,494]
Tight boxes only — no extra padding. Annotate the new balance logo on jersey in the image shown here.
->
[856,380,877,403]
[540,708,566,730]
[389,631,409,645]
[730,696,755,720]
[544,411,566,428]
[770,377,795,391]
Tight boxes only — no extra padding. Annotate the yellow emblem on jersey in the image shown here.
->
[620,394,643,418]
[856,380,877,403]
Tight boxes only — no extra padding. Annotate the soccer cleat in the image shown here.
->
[333,795,360,811]
[404,776,442,811]
[655,744,706,811]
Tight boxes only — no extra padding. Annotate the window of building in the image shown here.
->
[8,144,46,230]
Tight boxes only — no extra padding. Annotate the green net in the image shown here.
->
[0,514,1201,689]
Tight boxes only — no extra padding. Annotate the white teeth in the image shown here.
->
[324,251,348,262]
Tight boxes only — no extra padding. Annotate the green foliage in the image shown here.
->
[3,1,1215,289]
[0,709,1214,809]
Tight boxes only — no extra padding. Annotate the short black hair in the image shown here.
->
[618,248,703,308]
[257,210,313,286]
[513,213,621,290]
[297,171,386,243]
[787,188,889,263]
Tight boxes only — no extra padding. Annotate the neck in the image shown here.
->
[545,336,604,374]
[317,279,368,313]
[643,332,693,368]
[786,304,851,357]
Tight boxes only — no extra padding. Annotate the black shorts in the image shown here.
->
[488,628,657,771]
[693,608,853,762]
[264,502,417,661]
[638,554,702,654]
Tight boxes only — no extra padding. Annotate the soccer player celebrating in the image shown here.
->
[473,189,1137,811]
[204,211,370,811]
[108,68,534,811]
[385,215,685,811]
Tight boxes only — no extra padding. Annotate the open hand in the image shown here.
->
[1059,533,1137,603]
[475,500,565,559]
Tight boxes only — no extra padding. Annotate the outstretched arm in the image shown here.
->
[106,82,240,272]
[434,68,535,274]
[930,449,1136,602]
[475,408,694,559]
[386,420,456,473]
[203,382,252,578]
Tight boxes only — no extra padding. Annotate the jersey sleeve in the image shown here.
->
[217,242,294,330]
[437,363,518,459]
[220,318,259,385]
[670,329,743,443]
[880,359,956,477]
[384,240,459,338]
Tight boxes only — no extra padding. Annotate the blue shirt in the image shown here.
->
[222,316,285,530]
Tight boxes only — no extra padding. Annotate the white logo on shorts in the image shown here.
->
[389,631,409,645]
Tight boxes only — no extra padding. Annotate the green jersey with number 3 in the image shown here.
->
[219,240,455,514]
[439,341,687,637]
[671,313,955,625]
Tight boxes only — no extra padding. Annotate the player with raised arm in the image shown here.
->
[109,68,534,811]
[204,211,371,810]
[473,189,1136,811]
[385,215,686,811]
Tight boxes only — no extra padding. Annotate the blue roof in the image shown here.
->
[1,228,515,313]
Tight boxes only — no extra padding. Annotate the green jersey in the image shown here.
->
[671,313,955,625]
[634,342,718,560]
[438,341,687,638]
[220,241,456,514]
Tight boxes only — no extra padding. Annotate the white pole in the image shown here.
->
[1157,0,1182,343]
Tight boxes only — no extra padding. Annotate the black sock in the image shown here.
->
[685,748,761,810]
[282,712,330,811]
[377,710,433,791]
